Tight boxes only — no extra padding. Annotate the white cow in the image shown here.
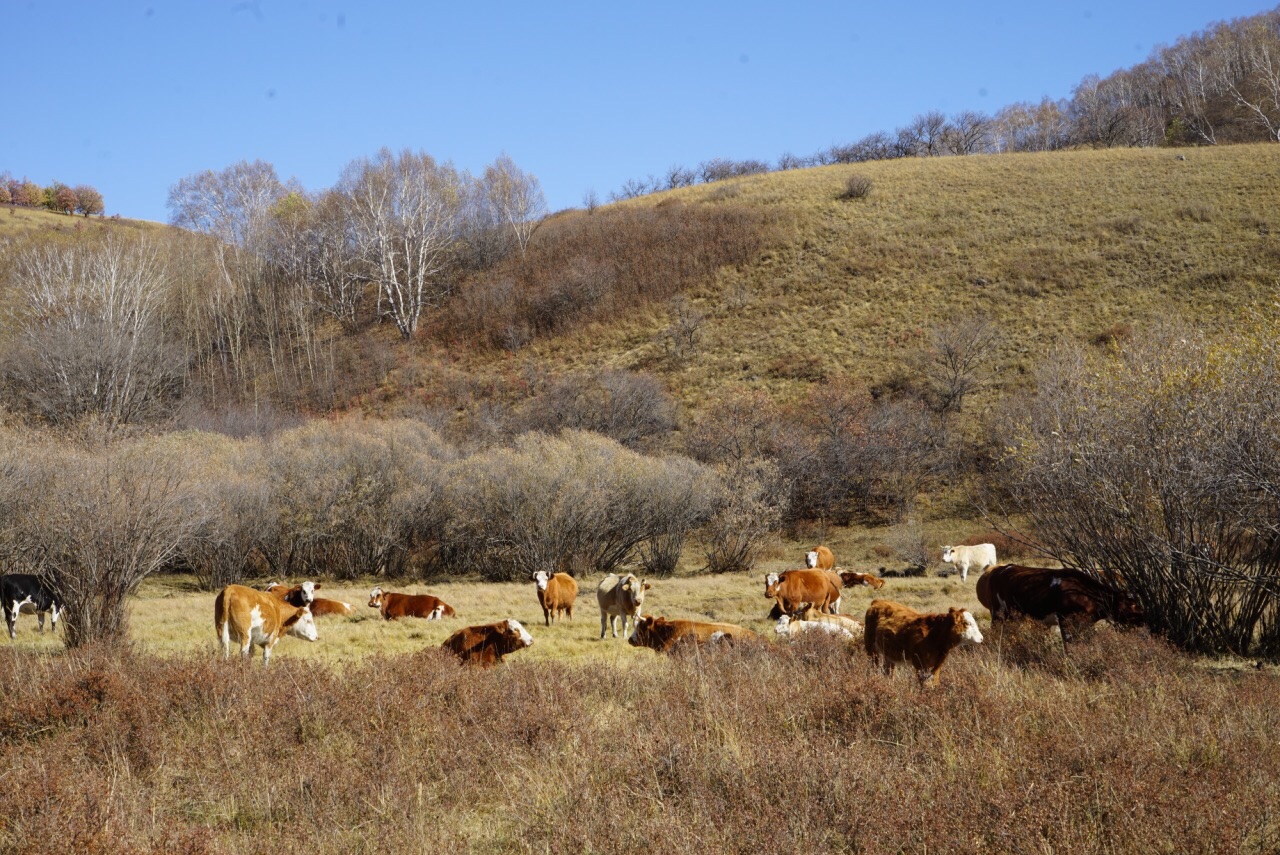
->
[940,543,998,582]
[774,614,856,640]
[596,573,651,639]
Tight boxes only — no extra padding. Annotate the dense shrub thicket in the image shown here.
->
[997,321,1280,659]
[0,632,1275,852]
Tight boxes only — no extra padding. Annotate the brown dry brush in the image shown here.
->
[1,631,1276,854]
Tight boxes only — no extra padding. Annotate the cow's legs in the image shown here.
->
[600,612,609,639]
[37,610,44,633]
[262,640,276,665]
[49,605,59,633]
[4,605,15,640]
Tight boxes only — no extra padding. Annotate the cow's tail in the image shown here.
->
[214,592,230,658]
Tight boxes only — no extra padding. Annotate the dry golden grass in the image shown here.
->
[414,144,1280,418]
[0,205,160,240]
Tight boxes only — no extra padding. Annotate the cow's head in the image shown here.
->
[297,580,318,604]
[368,587,384,609]
[532,570,552,592]
[941,546,955,563]
[620,575,650,611]
[764,572,781,598]
[628,615,660,648]
[774,614,793,635]
[284,606,319,642]
[503,618,534,649]
[952,608,983,645]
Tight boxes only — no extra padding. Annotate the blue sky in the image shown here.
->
[6,1,1272,221]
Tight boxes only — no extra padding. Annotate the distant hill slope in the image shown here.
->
[430,143,1280,416]
[0,204,163,239]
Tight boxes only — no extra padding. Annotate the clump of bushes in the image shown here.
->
[839,173,874,200]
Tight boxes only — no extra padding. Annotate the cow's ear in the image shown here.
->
[313,583,322,591]
[643,582,651,591]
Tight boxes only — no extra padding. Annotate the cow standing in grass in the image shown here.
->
[863,599,983,686]
[214,584,318,665]
[533,571,578,626]
[596,573,650,639]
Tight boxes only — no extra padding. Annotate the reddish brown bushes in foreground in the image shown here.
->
[0,633,1277,853]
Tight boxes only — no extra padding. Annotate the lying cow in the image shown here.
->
[796,605,864,638]
[265,581,355,617]
[214,584,318,665]
[839,571,886,590]
[765,569,843,617]
[2,574,62,640]
[442,619,534,667]
[368,587,456,621]
[805,545,836,571]
[628,615,757,654]
[941,543,998,581]
[596,573,650,639]
[775,613,856,641]
[863,599,983,686]
[533,570,578,626]
[977,564,1144,642]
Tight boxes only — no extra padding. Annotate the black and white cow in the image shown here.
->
[2,574,62,640]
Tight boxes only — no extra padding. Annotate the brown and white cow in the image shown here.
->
[265,581,355,617]
[596,573,651,639]
[628,615,757,653]
[805,545,836,572]
[533,571,578,626]
[441,619,534,667]
[863,598,983,687]
[214,584,318,665]
[977,564,1144,642]
[839,570,886,590]
[368,587,456,621]
[765,569,844,617]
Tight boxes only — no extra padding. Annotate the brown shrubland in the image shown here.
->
[0,628,1275,853]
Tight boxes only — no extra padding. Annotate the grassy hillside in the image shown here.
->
[422,143,1280,416]
[0,204,161,241]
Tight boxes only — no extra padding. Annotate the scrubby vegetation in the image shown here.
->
[0,629,1275,853]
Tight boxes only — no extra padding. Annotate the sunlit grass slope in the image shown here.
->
[441,144,1280,414]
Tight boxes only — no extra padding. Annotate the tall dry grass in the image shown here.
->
[0,625,1274,853]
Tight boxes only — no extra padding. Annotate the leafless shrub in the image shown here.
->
[994,322,1280,658]
[701,458,787,574]
[913,316,1001,414]
[440,432,716,581]
[514,369,678,450]
[659,296,705,365]
[839,174,874,200]
[884,519,930,573]
[262,419,454,580]
[0,437,204,648]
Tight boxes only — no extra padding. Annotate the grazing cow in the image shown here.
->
[265,581,355,616]
[596,573,651,639]
[863,599,983,686]
[775,613,856,640]
[940,543,998,582]
[977,564,1144,642]
[214,584,318,665]
[533,571,578,626]
[2,574,62,640]
[796,605,865,638]
[442,619,534,667]
[839,570,886,590]
[368,587,456,621]
[805,545,836,571]
[765,569,843,617]
[628,615,757,653]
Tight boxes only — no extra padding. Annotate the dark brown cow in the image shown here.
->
[627,615,757,653]
[976,564,1144,642]
[765,569,844,617]
[839,571,886,590]
[442,619,534,666]
[532,570,578,626]
[265,582,355,617]
[368,587,456,621]
[863,599,983,687]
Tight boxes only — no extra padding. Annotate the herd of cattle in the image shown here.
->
[4,541,1146,683]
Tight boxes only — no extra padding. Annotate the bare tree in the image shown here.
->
[481,154,547,255]
[903,111,949,156]
[1,438,203,648]
[916,317,1000,415]
[1,236,184,425]
[944,111,994,155]
[338,148,466,339]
